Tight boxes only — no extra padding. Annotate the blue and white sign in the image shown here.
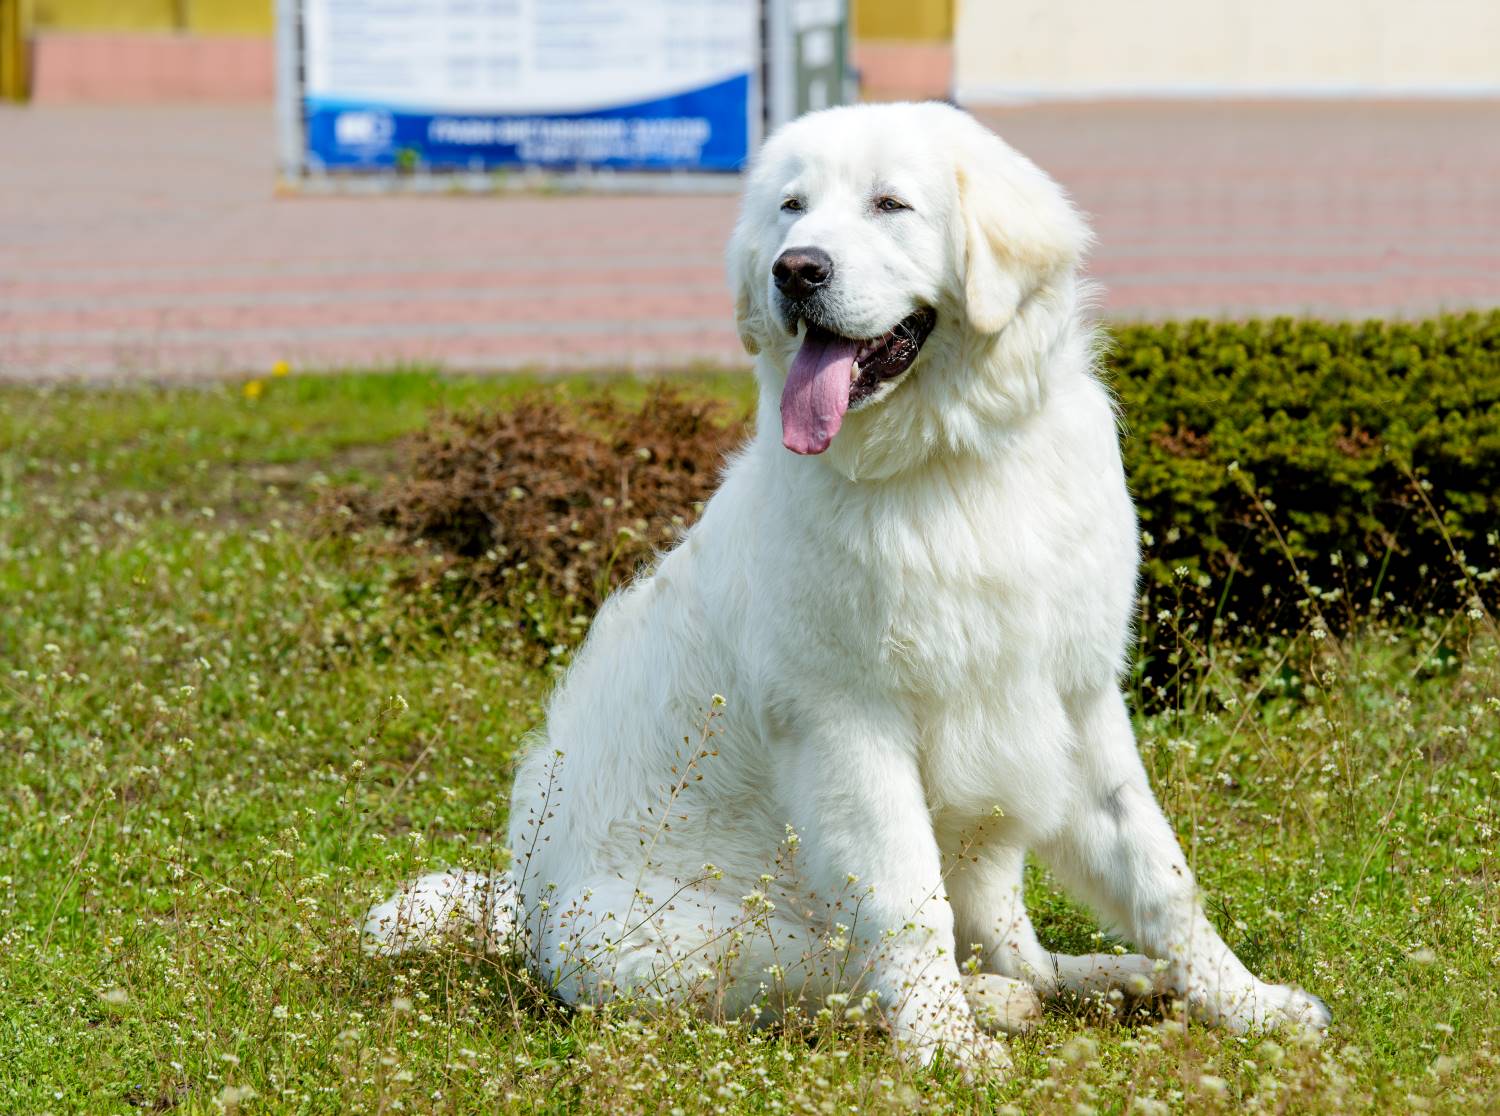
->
[295,0,759,174]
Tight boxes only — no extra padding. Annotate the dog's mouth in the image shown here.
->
[780,308,937,456]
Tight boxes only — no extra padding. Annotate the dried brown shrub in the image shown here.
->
[335,385,748,616]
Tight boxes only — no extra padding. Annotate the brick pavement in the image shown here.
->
[2,100,1498,381]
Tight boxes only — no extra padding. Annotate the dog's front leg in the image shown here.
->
[783,702,1008,1076]
[1043,686,1330,1035]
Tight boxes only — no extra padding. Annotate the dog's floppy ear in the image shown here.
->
[954,119,1091,335]
[726,211,764,356]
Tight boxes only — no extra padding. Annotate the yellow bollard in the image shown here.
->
[0,0,30,102]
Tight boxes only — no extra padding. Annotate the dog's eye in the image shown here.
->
[875,196,911,213]
[780,197,804,213]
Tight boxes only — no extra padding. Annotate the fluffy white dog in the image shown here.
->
[365,102,1329,1073]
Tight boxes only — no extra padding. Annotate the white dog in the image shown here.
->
[365,102,1329,1073]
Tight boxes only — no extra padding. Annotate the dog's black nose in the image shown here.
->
[772,247,833,300]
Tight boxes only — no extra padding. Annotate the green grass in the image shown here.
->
[1,373,1496,1114]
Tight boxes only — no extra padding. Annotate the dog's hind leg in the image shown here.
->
[525,875,849,1024]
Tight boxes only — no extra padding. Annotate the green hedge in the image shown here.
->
[1105,311,1500,647]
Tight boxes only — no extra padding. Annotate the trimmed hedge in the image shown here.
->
[1106,311,1500,643]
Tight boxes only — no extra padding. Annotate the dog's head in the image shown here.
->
[728,102,1092,475]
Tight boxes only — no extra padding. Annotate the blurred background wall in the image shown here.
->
[1,0,272,100]
[955,0,1500,100]
[0,0,959,104]
[855,0,1500,104]
[2,1,1496,104]
[850,0,954,102]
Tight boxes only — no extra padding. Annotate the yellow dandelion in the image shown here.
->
[243,379,265,401]
[271,359,291,378]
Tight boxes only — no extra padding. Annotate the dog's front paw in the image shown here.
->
[892,995,1011,1081]
[963,972,1043,1035]
[1255,983,1332,1036]
[897,1024,1012,1082]
[1199,980,1331,1038]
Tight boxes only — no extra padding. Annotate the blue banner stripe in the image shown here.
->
[305,74,750,172]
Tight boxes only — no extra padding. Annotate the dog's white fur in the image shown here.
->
[365,102,1329,1073]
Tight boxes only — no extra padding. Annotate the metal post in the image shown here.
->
[765,0,794,130]
[273,0,303,184]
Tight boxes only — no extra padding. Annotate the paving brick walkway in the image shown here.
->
[3,101,1498,380]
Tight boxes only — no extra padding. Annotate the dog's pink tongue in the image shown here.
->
[780,326,859,455]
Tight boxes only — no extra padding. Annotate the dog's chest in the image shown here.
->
[846,467,1133,824]
[867,559,1105,827]
[863,480,1128,698]
[879,574,1044,689]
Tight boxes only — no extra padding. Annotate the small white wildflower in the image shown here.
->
[1061,1035,1099,1063]
[1256,1039,1285,1067]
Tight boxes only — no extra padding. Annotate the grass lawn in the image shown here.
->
[1,373,1496,1114]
